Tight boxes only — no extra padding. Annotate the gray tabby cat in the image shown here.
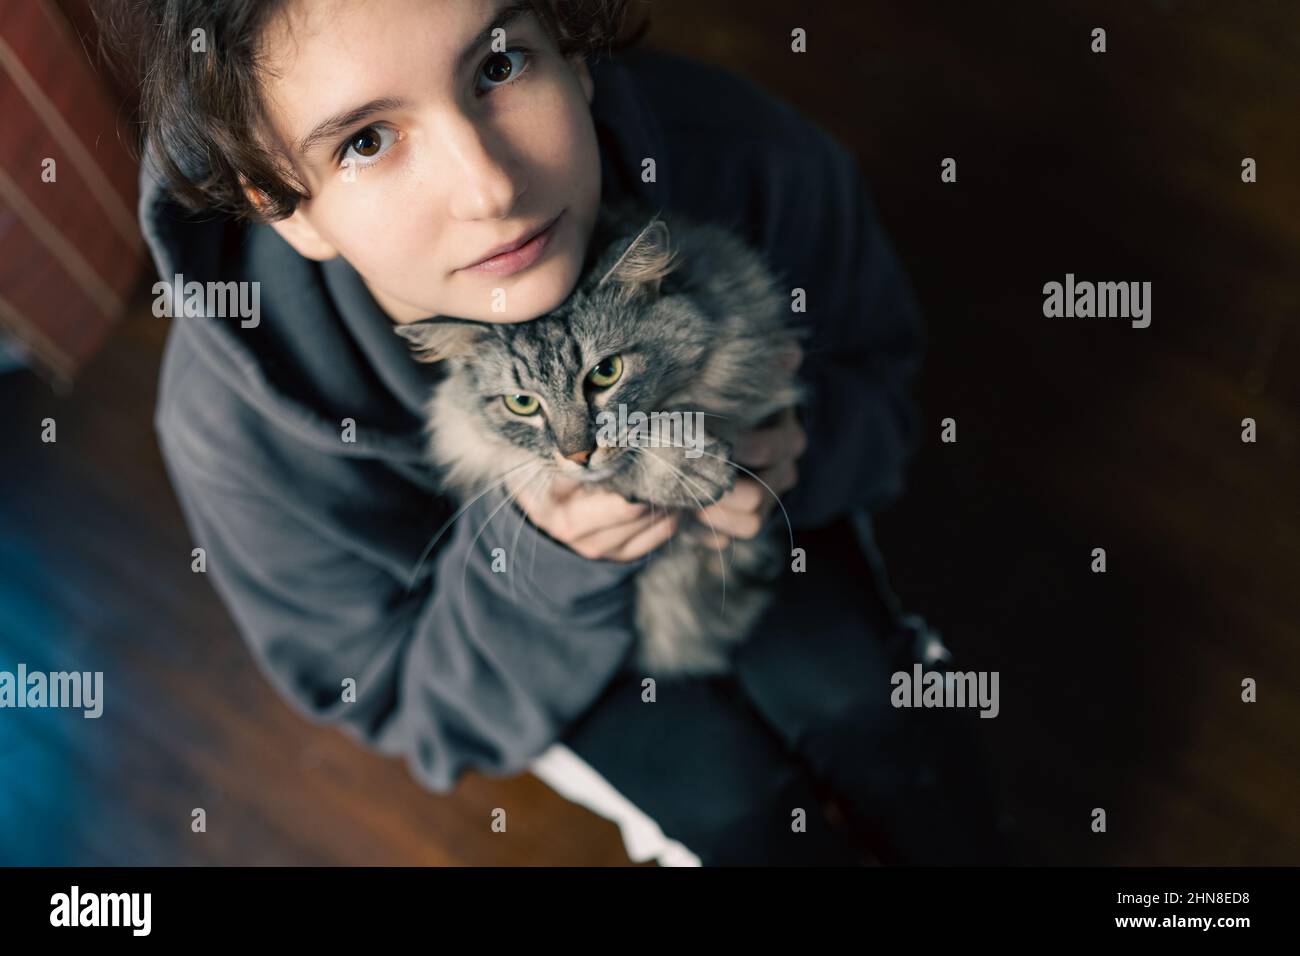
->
[394,198,804,677]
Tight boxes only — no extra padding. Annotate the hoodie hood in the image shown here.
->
[140,51,672,463]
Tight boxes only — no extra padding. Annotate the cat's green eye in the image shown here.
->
[587,354,623,388]
[503,394,541,416]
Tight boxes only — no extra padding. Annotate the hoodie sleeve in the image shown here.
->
[156,419,642,795]
[763,137,927,530]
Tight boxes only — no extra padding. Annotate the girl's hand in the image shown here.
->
[694,406,806,545]
[510,473,678,562]
[694,340,805,545]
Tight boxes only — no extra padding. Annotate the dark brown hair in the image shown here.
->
[96,0,648,222]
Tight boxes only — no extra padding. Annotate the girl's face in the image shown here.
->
[256,0,602,325]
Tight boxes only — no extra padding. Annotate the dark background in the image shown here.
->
[1,0,1296,864]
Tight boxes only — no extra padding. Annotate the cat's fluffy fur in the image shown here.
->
[395,198,804,677]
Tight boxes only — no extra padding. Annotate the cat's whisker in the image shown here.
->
[507,469,535,606]
[628,447,729,613]
[648,493,670,564]
[629,448,725,545]
[694,449,796,556]
[405,459,539,593]
[525,471,559,588]
[461,462,548,609]
[513,467,557,605]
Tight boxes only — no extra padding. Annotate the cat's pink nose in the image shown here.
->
[564,448,593,466]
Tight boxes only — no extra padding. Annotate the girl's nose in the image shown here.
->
[439,114,526,221]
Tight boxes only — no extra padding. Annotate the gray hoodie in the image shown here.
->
[142,47,925,794]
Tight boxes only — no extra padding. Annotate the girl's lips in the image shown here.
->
[460,211,563,276]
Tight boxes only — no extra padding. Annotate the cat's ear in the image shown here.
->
[597,216,678,297]
[393,317,484,363]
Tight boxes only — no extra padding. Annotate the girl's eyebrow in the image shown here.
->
[295,0,537,159]
[297,97,407,157]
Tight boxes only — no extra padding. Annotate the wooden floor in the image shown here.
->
[1,0,1296,865]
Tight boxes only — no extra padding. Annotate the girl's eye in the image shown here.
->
[476,49,530,93]
[587,355,623,389]
[340,125,398,168]
[503,394,541,416]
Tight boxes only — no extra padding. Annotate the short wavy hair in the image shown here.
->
[97,0,647,222]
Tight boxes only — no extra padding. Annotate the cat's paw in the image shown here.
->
[682,448,737,507]
[614,439,737,509]
[649,444,734,508]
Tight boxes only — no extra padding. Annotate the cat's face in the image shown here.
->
[457,293,712,461]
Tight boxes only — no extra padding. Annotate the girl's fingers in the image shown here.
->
[694,462,797,537]
[735,407,804,468]
[609,514,679,562]
[515,455,794,556]
[691,518,734,553]
[761,460,798,497]
[558,491,649,542]
[734,430,778,468]
[697,479,762,522]
[571,508,670,558]
[697,500,763,540]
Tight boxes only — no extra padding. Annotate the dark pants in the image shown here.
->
[559,519,1011,866]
